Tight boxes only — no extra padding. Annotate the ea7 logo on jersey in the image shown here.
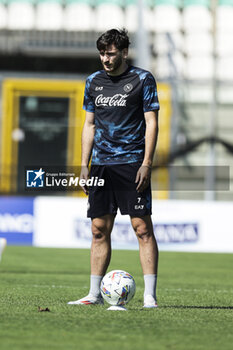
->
[95,94,128,107]
[95,86,103,91]
[123,83,133,93]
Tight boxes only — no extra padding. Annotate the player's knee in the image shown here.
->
[91,222,109,240]
[133,224,152,242]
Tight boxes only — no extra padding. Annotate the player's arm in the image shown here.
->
[80,111,95,194]
[142,110,159,168]
[136,110,159,192]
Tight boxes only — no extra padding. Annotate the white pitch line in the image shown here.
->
[11,285,233,294]
[46,285,233,294]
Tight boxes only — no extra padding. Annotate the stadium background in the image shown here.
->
[0,0,233,250]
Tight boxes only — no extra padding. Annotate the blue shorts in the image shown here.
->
[87,163,152,218]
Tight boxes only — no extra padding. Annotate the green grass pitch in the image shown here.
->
[0,246,233,350]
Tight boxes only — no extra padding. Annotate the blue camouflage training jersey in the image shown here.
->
[83,65,160,165]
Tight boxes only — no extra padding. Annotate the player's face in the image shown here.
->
[99,45,128,76]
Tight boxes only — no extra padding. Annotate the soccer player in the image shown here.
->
[68,29,160,308]
[0,238,7,262]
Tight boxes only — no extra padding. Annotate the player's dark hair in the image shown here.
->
[96,29,130,52]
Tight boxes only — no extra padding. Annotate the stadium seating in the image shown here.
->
[155,52,185,79]
[95,0,124,32]
[182,0,213,81]
[153,0,182,33]
[182,0,212,32]
[185,55,214,80]
[125,0,154,32]
[152,1,183,79]
[153,32,183,55]
[184,32,213,56]
[0,0,7,29]
[217,57,233,81]
[64,0,94,31]
[216,0,233,31]
[216,31,233,56]
[216,0,233,80]
[35,0,64,30]
[153,32,184,78]
[0,0,232,84]
[124,0,138,32]
[7,0,35,30]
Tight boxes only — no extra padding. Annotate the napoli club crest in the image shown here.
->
[123,83,133,93]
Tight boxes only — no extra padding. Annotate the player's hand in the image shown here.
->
[135,166,151,192]
[80,165,89,194]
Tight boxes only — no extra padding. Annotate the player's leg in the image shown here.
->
[68,165,118,305]
[68,214,115,305]
[130,215,159,308]
[109,163,159,307]
[90,214,115,276]
[0,238,7,262]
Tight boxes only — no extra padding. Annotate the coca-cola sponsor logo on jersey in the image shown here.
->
[95,94,129,107]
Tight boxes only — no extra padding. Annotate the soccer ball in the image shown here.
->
[100,270,136,306]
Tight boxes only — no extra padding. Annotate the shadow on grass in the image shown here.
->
[162,305,233,310]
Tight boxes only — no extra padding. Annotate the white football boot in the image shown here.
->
[0,238,7,262]
[143,295,158,308]
[67,294,104,305]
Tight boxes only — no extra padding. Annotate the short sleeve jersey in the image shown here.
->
[83,65,160,165]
